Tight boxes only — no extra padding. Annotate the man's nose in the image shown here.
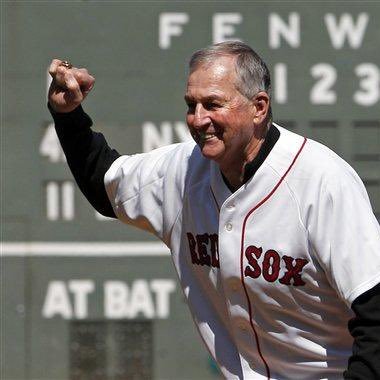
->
[193,104,210,129]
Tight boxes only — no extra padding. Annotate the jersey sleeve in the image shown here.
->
[104,143,194,247]
[307,164,380,306]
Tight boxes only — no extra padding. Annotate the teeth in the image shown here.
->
[199,132,216,140]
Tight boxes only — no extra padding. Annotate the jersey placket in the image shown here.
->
[210,163,271,378]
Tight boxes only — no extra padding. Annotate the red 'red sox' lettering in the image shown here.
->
[244,245,263,278]
[279,255,308,286]
[244,245,308,286]
[186,232,220,268]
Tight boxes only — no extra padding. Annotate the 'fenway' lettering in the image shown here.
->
[244,245,308,286]
[186,232,220,268]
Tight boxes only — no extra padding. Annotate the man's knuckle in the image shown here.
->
[69,83,79,91]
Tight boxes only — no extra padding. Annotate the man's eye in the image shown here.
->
[205,102,220,110]
[187,103,196,112]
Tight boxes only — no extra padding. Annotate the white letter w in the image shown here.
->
[325,13,369,49]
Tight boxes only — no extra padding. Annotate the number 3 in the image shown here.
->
[354,63,380,106]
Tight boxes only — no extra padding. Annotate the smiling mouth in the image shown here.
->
[198,131,218,142]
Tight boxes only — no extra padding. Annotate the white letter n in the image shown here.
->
[269,13,300,49]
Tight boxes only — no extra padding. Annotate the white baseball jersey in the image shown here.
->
[104,125,380,380]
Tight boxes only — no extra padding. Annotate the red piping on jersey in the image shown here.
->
[239,137,307,380]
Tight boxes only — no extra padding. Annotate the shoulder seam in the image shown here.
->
[265,161,308,234]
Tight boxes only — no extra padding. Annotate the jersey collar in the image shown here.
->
[221,124,280,192]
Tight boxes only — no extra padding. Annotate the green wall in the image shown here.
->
[2,1,379,379]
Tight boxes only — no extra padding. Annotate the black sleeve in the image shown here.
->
[344,283,380,379]
[48,103,121,217]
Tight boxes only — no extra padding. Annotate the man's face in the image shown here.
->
[185,55,258,169]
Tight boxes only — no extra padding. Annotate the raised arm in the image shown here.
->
[48,59,120,217]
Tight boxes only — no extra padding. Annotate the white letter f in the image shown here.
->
[159,13,189,49]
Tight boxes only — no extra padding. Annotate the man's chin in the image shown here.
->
[200,147,224,162]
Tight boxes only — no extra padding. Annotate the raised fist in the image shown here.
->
[48,59,95,113]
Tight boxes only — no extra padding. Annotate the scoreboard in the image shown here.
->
[2,1,379,379]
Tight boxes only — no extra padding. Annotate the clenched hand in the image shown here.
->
[48,59,95,113]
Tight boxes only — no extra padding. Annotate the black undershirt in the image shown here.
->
[49,103,119,217]
[221,124,280,192]
[49,103,380,379]
[346,283,380,378]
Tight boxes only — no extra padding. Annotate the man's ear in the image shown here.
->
[253,92,270,125]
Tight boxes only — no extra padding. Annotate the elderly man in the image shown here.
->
[48,42,380,379]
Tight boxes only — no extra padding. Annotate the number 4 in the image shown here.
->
[40,123,66,162]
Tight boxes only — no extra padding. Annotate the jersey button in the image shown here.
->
[230,279,239,291]
[237,321,248,331]
[225,223,233,231]
[226,204,235,211]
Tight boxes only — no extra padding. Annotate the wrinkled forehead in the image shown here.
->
[189,52,237,72]
[186,56,238,90]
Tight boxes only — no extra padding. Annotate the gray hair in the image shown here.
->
[189,41,272,124]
